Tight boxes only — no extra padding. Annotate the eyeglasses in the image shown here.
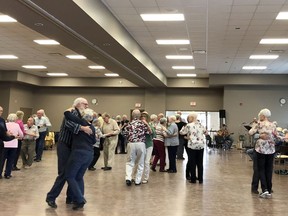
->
[81,103,88,106]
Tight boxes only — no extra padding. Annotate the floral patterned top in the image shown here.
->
[123,119,150,143]
[248,120,276,154]
[180,122,206,150]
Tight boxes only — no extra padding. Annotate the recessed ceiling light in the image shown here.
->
[0,55,18,59]
[140,14,184,21]
[172,66,195,70]
[276,12,288,20]
[0,15,17,22]
[242,66,267,70]
[166,55,193,59]
[260,39,288,44]
[66,55,86,59]
[89,65,105,69]
[34,39,60,45]
[177,74,197,77]
[249,55,279,59]
[156,40,190,45]
[22,65,47,69]
[105,73,119,77]
[47,73,68,76]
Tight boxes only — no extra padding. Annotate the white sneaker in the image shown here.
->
[142,180,148,184]
[259,191,269,198]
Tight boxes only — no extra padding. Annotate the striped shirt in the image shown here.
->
[58,109,81,147]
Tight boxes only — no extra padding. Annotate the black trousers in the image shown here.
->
[167,146,178,172]
[251,150,259,191]
[256,152,274,193]
[89,147,101,168]
[188,148,204,182]
[13,140,22,168]
[184,144,191,178]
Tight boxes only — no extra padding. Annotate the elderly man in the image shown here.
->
[124,109,151,186]
[34,109,52,162]
[46,97,92,208]
[101,113,120,171]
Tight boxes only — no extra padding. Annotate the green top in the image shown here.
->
[145,122,156,148]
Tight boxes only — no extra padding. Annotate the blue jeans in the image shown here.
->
[65,149,93,203]
[35,131,47,160]
[46,142,73,202]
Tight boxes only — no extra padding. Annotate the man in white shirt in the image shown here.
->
[34,109,51,162]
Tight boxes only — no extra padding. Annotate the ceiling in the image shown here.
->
[1,0,288,88]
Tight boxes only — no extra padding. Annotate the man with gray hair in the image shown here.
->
[123,109,151,186]
[46,97,92,208]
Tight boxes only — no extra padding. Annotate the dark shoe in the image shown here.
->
[101,167,105,169]
[186,176,191,180]
[199,180,203,184]
[34,159,41,162]
[12,167,20,171]
[135,182,141,186]
[0,176,2,179]
[159,169,167,172]
[4,175,12,179]
[88,167,96,171]
[150,167,156,172]
[190,180,196,184]
[46,199,57,208]
[251,189,259,194]
[66,199,74,204]
[103,167,112,171]
[177,157,185,160]
[126,180,132,186]
[72,202,85,210]
[167,170,177,173]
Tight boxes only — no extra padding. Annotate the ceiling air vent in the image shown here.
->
[268,50,284,54]
[48,52,63,56]
[193,50,206,54]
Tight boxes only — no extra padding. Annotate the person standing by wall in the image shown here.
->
[101,113,120,171]
[34,109,52,162]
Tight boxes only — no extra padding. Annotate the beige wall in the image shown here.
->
[0,83,11,118]
[224,86,288,142]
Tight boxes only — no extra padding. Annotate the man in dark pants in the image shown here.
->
[46,98,91,208]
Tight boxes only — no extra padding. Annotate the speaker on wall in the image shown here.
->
[219,109,226,118]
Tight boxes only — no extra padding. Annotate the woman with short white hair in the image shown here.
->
[164,115,179,173]
[249,108,277,199]
[13,111,25,171]
[1,113,24,179]
[180,112,206,183]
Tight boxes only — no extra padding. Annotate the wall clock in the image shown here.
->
[91,98,98,105]
[279,98,286,105]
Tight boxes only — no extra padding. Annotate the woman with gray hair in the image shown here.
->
[164,115,179,173]
[180,112,206,183]
[249,108,277,199]
[13,110,25,171]
[1,113,24,179]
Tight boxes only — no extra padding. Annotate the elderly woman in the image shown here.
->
[13,110,25,171]
[164,115,179,173]
[180,112,206,183]
[141,111,155,184]
[1,113,24,179]
[249,108,276,199]
[151,117,167,172]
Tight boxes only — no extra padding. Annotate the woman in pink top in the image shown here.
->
[1,113,24,179]
[13,110,25,171]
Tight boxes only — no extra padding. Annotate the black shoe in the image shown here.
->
[46,199,57,208]
[103,167,112,171]
[4,175,12,179]
[199,180,203,184]
[186,176,191,180]
[72,202,85,210]
[150,167,156,172]
[88,167,96,171]
[159,169,167,172]
[34,159,41,162]
[190,180,196,184]
[126,180,132,186]
[251,189,259,194]
[167,170,177,173]
[66,199,74,204]
[12,167,20,171]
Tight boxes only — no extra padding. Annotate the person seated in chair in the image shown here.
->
[216,124,234,149]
